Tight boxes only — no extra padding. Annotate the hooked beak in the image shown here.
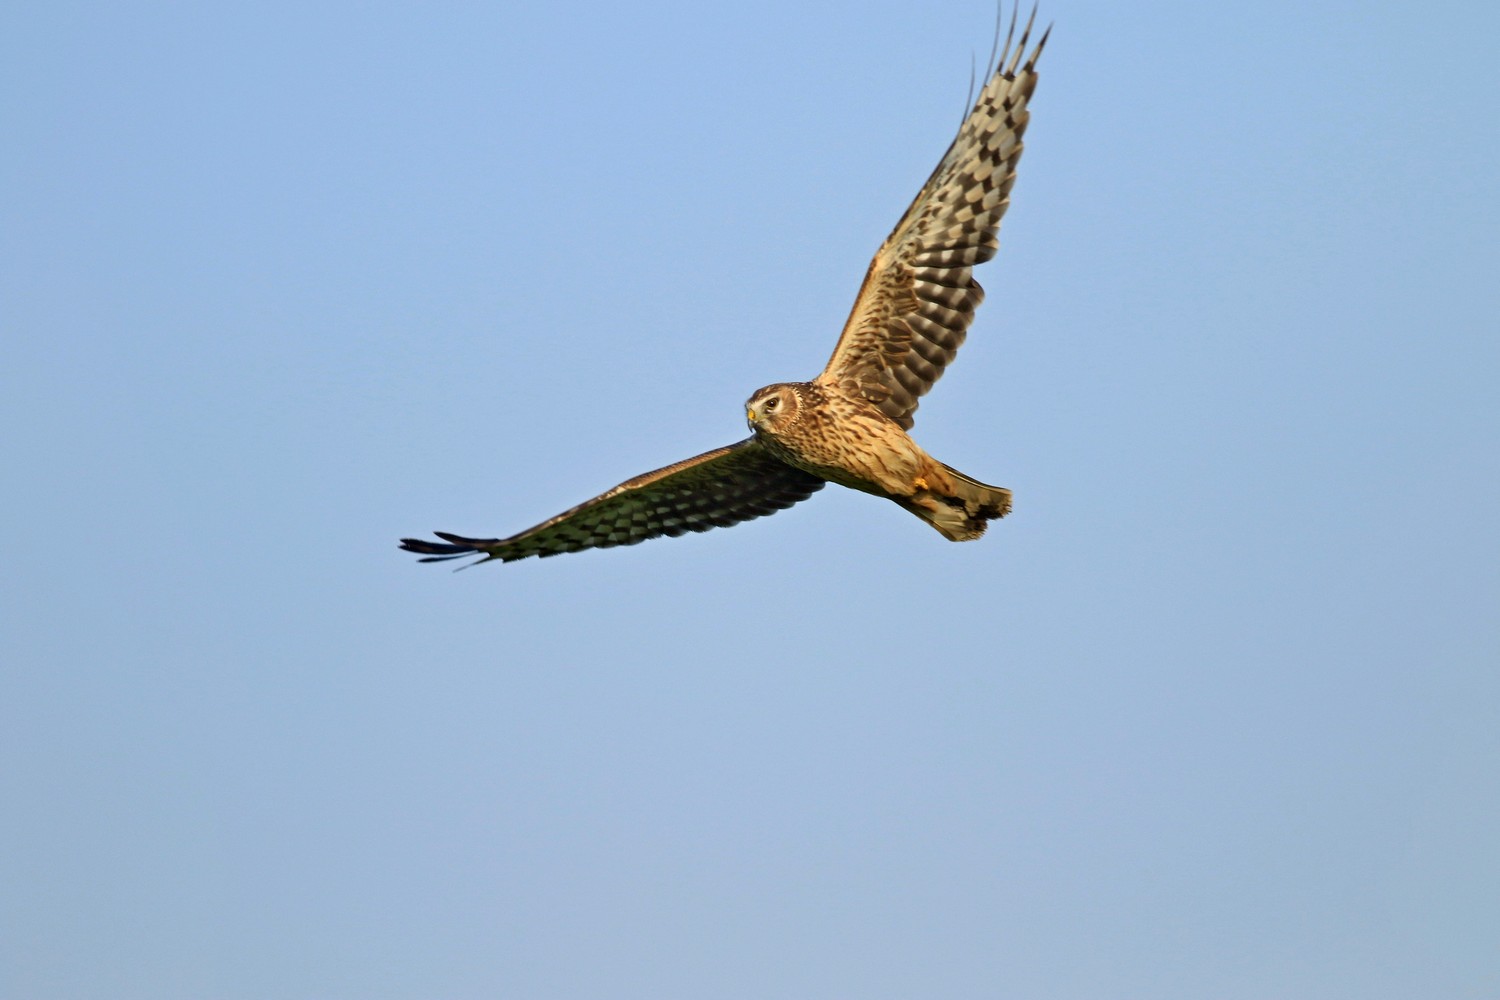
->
[746,407,758,424]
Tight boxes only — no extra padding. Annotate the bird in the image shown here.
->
[401,10,1048,566]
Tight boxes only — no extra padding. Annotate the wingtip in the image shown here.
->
[1034,21,1054,59]
[401,534,482,555]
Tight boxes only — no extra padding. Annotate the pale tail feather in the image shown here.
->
[897,463,1013,541]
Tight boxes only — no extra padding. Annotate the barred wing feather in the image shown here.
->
[817,12,1047,431]
[399,438,825,564]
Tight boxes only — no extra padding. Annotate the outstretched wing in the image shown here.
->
[400,438,825,565]
[817,10,1048,431]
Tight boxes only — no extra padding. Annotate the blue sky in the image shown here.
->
[3,1,1497,997]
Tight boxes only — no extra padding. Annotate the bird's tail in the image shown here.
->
[899,462,1012,542]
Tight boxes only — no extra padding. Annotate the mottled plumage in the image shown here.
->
[401,10,1047,565]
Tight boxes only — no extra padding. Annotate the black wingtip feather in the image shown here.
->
[399,536,482,556]
[434,531,503,547]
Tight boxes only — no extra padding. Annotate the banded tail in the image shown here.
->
[898,462,1012,542]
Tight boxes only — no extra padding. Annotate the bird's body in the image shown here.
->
[745,381,1011,541]
[746,382,910,495]
[401,10,1047,565]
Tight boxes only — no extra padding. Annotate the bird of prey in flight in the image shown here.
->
[402,10,1049,566]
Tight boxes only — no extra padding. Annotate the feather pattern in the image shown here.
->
[399,439,824,564]
[817,10,1048,430]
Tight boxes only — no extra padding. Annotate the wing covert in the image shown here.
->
[399,438,825,565]
[817,11,1048,430]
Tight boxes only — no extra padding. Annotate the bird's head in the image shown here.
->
[745,383,803,436]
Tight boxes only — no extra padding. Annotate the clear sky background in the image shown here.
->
[3,1,1497,997]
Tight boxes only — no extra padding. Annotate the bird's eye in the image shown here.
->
[765,398,779,411]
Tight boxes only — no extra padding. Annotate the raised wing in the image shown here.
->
[817,10,1047,430]
[400,438,825,565]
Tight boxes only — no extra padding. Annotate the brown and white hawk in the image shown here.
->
[402,11,1048,565]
